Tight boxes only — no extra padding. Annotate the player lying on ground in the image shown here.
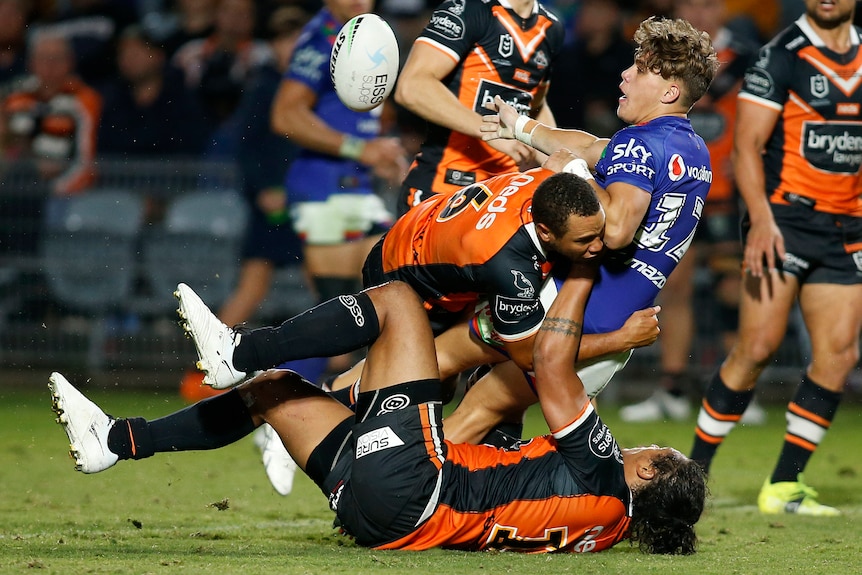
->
[50,273,706,554]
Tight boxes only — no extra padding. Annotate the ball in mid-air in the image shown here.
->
[330,13,399,112]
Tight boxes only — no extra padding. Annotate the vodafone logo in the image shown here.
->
[668,154,685,181]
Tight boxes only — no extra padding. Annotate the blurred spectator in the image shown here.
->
[29,0,137,90]
[0,30,101,260]
[0,0,29,99]
[97,25,207,158]
[547,0,633,135]
[141,0,218,57]
[171,0,273,148]
[619,0,763,424]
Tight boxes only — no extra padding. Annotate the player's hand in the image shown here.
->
[362,137,409,186]
[542,149,580,173]
[743,217,785,278]
[618,305,661,349]
[485,138,536,169]
[480,95,520,141]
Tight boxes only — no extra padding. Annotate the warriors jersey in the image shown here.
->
[283,8,381,202]
[381,168,555,342]
[402,0,564,197]
[738,15,862,216]
[331,399,631,552]
[688,27,757,207]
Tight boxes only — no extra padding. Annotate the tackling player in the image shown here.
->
[49,269,707,554]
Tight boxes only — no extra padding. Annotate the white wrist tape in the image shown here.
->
[513,115,537,147]
[339,135,366,160]
[562,158,594,181]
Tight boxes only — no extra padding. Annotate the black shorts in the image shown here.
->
[318,379,446,547]
[241,210,304,267]
[743,203,862,285]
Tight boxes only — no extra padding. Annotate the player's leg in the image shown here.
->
[620,245,697,422]
[48,369,347,475]
[756,281,861,516]
[690,269,798,472]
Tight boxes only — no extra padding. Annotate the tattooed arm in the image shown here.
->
[531,262,596,431]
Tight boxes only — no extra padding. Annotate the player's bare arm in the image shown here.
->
[272,79,406,185]
[732,98,784,277]
[481,95,610,167]
[532,263,596,430]
[396,42,537,167]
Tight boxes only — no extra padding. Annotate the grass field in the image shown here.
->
[2,375,861,575]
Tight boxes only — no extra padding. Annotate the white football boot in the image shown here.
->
[48,372,118,473]
[175,283,246,389]
[258,423,298,496]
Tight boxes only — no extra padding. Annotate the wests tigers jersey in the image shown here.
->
[738,15,862,216]
[373,403,631,552]
[403,0,564,196]
[382,168,555,342]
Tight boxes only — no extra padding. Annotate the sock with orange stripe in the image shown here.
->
[107,389,255,459]
[690,371,754,473]
[770,375,841,483]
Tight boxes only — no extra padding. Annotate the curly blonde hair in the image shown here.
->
[633,17,719,108]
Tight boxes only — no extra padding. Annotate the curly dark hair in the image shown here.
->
[629,453,708,555]
[531,172,601,237]
[633,17,720,108]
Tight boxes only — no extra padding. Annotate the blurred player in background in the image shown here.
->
[689,0,862,516]
[270,0,406,359]
[394,0,564,215]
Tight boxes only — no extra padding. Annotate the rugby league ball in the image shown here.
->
[330,13,399,112]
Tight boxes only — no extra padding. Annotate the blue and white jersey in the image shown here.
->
[583,115,712,334]
[283,8,382,202]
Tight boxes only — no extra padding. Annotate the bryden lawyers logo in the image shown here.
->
[667,154,685,182]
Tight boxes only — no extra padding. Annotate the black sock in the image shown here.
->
[107,390,255,459]
[232,291,380,372]
[690,371,754,473]
[771,375,842,483]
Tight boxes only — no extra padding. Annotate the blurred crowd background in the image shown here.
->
[0,0,857,399]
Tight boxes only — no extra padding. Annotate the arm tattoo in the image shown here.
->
[540,316,583,337]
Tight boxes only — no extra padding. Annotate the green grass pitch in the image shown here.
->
[2,378,861,574]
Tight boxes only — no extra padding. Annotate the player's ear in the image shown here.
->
[636,458,658,481]
[535,221,553,243]
[661,82,681,105]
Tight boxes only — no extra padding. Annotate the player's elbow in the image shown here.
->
[602,223,635,250]
[393,72,423,112]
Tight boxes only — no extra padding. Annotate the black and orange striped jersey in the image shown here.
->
[333,400,631,553]
[738,15,862,216]
[380,167,554,342]
[689,27,756,208]
[402,0,565,197]
[2,77,101,194]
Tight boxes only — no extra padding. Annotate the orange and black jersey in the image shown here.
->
[738,15,862,216]
[402,0,564,196]
[332,400,632,553]
[2,77,101,195]
[380,168,554,342]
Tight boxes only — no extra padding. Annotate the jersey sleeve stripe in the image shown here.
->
[551,401,594,438]
[738,91,784,112]
[415,37,461,64]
